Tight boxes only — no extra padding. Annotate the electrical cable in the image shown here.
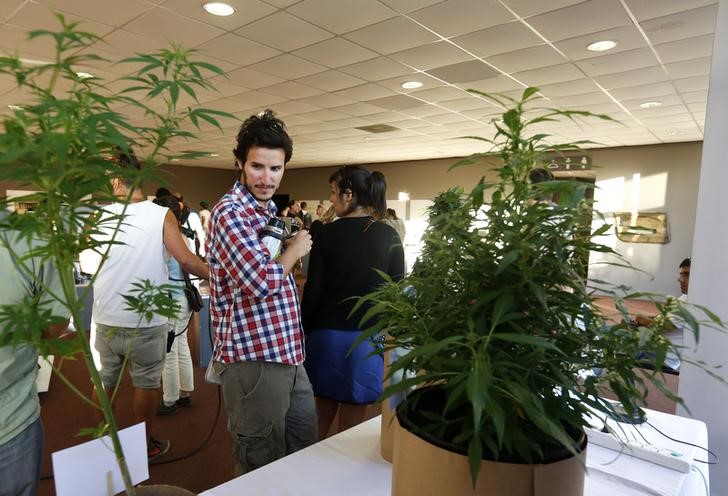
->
[39,298,222,480]
[645,420,718,464]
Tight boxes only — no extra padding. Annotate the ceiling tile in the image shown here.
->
[499,0,585,18]
[367,94,424,110]
[236,12,333,52]
[0,23,59,60]
[214,90,287,111]
[262,0,301,7]
[537,78,601,97]
[378,0,445,14]
[410,86,469,103]
[296,70,366,92]
[609,82,677,101]
[344,17,440,55]
[450,21,544,58]
[331,102,391,116]
[334,83,396,101]
[251,54,328,79]
[376,72,447,92]
[220,67,284,90]
[680,90,708,103]
[288,0,397,34]
[297,93,359,108]
[554,25,649,61]
[339,57,413,82]
[440,96,496,112]
[623,0,717,21]
[409,0,515,38]
[123,6,225,46]
[389,41,474,71]
[654,34,714,64]
[621,93,683,111]
[397,104,446,118]
[665,57,712,79]
[575,47,657,76]
[7,3,114,36]
[673,75,710,92]
[527,0,632,42]
[33,0,153,24]
[196,33,281,66]
[511,63,584,86]
[640,4,718,45]
[293,37,378,68]
[259,80,324,99]
[297,108,352,121]
[594,66,668,90]
[458,75,524,94]
[270,100,322,116]
[159,0,276,30]
[426,60,500,84]
[487,45,566,73]
[423,112,468,125]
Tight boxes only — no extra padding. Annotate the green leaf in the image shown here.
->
[490,333,563,353]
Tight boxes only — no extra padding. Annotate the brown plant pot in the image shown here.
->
[391,389,587,496]
[135,484,197,496]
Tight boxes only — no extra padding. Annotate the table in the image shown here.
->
[200,409,708,496]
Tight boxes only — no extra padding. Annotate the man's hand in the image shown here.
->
[279,230,312,276]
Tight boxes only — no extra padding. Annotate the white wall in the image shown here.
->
[677,1,728,494]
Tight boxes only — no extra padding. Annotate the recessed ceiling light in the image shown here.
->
[639,101,663,108]
[401,81,423,90]
[203,2,235,16]
[7,105,22,111]
[76,72,94,79]
[170,158,180,162]
[587,40,617,52]
[209,153,219,157]
[667,130,683,136]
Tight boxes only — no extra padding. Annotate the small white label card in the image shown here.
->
[52,422,149,496]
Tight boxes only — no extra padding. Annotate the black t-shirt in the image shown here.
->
[302,216,405,332]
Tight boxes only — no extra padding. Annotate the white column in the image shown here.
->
[677,1,728,494]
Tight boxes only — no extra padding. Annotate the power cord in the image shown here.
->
[645,420,718,465]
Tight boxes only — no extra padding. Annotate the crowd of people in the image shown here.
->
[0,107,691,495]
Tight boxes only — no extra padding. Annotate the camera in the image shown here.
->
[180,225,195,240]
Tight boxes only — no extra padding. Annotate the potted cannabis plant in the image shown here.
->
[354,88,722,495]
[0,16,232,496]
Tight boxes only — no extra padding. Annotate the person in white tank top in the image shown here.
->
[90,150,209,461]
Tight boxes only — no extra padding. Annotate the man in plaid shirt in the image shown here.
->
[206,109,317,475]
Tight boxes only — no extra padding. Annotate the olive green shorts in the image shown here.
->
[94,323,167,389]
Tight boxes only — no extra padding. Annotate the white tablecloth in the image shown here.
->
[201,409,709,496]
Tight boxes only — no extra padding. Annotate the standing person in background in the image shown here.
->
[92,150,208,461]
[0,215,68,496]
[199,200,211,234]
[381,207,406,244]
[315,203,325,220]
[206,109,317,475]
[302,165,405,438]
[175,192,205,257]
[153,196,195,416]
[299,201,312,229]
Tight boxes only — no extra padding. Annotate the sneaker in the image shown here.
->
[175,396,192,408]
[156,402,177,416]
[147,437,170,463]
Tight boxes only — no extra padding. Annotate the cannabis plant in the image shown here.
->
[355,87,722,484]
[0,16,233,495]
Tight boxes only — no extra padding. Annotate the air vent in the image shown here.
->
[355,124,399,134]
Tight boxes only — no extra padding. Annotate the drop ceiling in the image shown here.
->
[0,0,718,169]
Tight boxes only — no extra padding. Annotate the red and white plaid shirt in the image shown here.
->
[206,182,304,365]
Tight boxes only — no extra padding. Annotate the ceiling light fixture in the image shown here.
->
[209,153,219,157]
[587,40,617,52]
[76,72,94,79]
[639,101,663,108]
[401,81,423,90]
[203,2,236,16]
[7,105,22,111]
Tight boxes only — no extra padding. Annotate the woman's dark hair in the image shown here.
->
[680,257,691,268]
[329,165,387,219]
[386,208,398,220]
[233,109,293,165]
[154,195,182,222]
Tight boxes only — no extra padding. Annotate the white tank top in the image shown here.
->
[93,201,170,327]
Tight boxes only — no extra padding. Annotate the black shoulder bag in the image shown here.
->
[183,271,204,312]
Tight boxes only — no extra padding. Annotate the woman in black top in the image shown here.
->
[302,165,405,439]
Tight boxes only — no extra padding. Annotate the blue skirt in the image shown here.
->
[304,329,384,405]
